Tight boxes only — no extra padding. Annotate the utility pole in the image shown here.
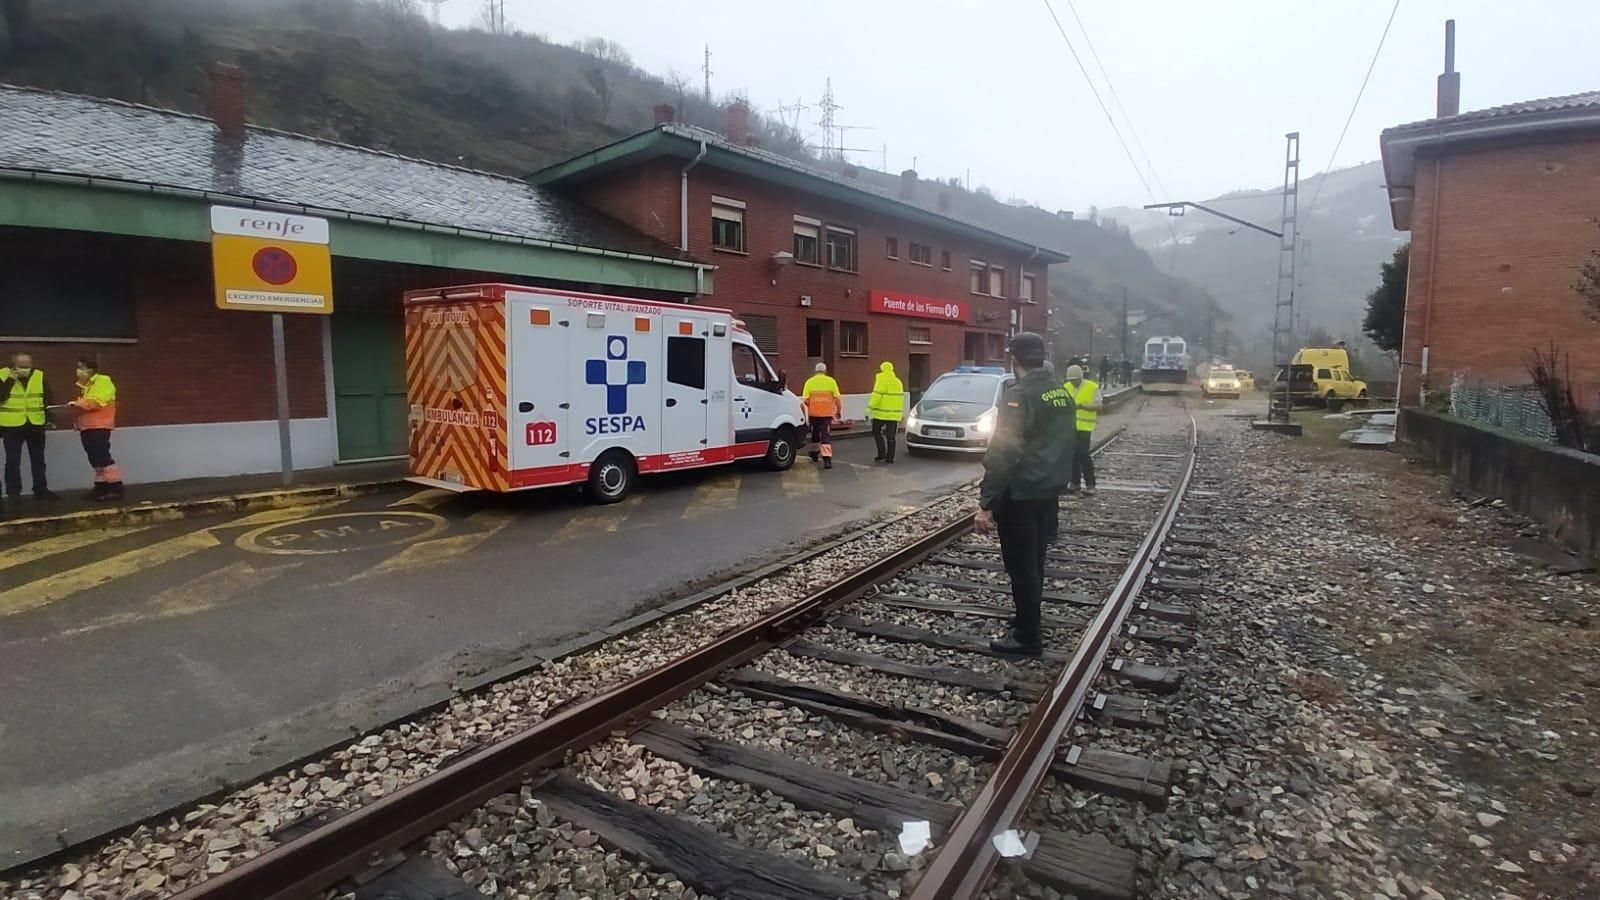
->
[816,79,839,159]
[1267,132,1302,424]
[1120,288,1129,360]
[702,45,713,103]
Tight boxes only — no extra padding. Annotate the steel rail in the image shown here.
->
[168,422,1138,900]
[171,511,977,900]
[908,411,1198,900]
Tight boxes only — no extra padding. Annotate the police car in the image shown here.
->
[904,366,1014,454]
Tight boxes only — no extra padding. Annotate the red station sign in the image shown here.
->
[868,290,969,323]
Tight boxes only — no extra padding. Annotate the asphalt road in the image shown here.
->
[0,396,1162,865]
[0,434,993,864]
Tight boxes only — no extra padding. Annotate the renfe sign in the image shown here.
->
[868,290,968,323]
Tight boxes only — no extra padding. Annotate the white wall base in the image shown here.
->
[18,419,336,492]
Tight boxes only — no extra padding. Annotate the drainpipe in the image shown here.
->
[1418,157,1442,407]
[680,140,707,254]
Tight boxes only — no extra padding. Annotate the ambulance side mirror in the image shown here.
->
[777,369,788,390]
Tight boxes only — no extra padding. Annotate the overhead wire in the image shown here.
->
[1062,0,1169,200]
[1039,0,1182,273]
[1303,0,1402,217]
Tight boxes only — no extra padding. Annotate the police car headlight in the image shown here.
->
[973,409,997,435]
[906,413,922,430]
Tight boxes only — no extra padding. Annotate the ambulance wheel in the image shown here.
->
[764,427,799,471]
[587,450,635,504]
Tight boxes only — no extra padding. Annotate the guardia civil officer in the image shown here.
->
[974,332,1076,656]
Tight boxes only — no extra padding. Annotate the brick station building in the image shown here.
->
[0,81,711,490]
[1381,89,1600,410]
[0,80,1061,490]
[530,104,1067,419]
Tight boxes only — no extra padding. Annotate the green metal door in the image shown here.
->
[332,310,408,460]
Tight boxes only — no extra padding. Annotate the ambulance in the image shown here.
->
[403,284,807,502]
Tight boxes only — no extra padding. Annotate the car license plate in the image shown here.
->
[924,426,960,438]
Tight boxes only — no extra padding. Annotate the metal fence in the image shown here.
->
[1447,375,1558,443]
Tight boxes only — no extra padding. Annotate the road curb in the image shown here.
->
[0,479,403,540]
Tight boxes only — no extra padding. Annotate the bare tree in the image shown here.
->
[575,36,632,69]
[584,63,612,123]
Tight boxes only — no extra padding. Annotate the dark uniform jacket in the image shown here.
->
[978,365,1077,509]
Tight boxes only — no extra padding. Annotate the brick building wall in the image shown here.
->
[1401,136,1600,410]
[1,229,325,427]
[572,159,1048,396]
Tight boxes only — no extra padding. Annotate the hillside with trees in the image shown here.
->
[1,0,1220,361]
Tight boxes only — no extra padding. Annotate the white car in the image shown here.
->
[904,366,1014,454]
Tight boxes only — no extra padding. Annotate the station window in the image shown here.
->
[667,336,707,389]
[886,236,899,260]
[969,259,988,294]
[989,266,1005,298]
[1020,273,1036,302]
[908,326,932,346]
[793,217,820,265]
[986,333,1006,360]
[941,250,952,271]
[827,226,857,272]
[711,197,745,252]
[840,321,868,356]
[909,242,933,266]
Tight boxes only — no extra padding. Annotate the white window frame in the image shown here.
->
[711,197,746,253]
[989,266,1005,298]
[826,225,858,272]
[969,258,988,294]
[1020,273,1036,302]
[840,320,868,356]
[908,325,933,346]
[793,216,821,265]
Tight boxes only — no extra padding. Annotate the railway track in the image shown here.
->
[161,395,1204,900]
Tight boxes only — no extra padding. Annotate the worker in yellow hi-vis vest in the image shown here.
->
[0,352,58,504]
[1064,364,1102,495]
[801,362,841,470]
[867,361,905,464]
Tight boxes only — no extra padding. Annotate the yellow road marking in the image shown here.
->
[57,560,304,638]
[0,525,153,574]
[220,501,345,529]
[781,462,825,497]
[353,509,517,579]
[680,473,742,519]
[388,488,456,510]
[550,495,642,543]
[0,530,221,617]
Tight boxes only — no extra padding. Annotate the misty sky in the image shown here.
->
[442,1,1598,213]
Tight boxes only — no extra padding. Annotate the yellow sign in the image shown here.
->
[210,206,334,314]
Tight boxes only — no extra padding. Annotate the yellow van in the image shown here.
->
[1286,347,1368,403]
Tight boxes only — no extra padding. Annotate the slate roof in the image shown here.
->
[1385,90,1600,135]
[0,85,697,264]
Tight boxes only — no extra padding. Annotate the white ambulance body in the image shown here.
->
[404,283,806,502]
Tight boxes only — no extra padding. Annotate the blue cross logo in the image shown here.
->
[739,402,753,420]
[586,335,647,414]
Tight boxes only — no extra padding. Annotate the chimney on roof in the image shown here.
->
[725,100,751,144]
[900,169,918,199]
[937,190,951,212]
[1436,19,1460,118]
[654,103,676,125]
[209,62,248,140]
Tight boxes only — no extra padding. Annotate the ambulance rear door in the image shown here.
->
[659,314,711,468]
[507,292,571,480]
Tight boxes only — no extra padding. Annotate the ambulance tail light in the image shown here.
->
[444,288,487,300]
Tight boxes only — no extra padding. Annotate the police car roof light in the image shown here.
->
[953,365,1007,374]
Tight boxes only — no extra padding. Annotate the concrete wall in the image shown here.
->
[1401,408,1600,558]
[28,418,336,491]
